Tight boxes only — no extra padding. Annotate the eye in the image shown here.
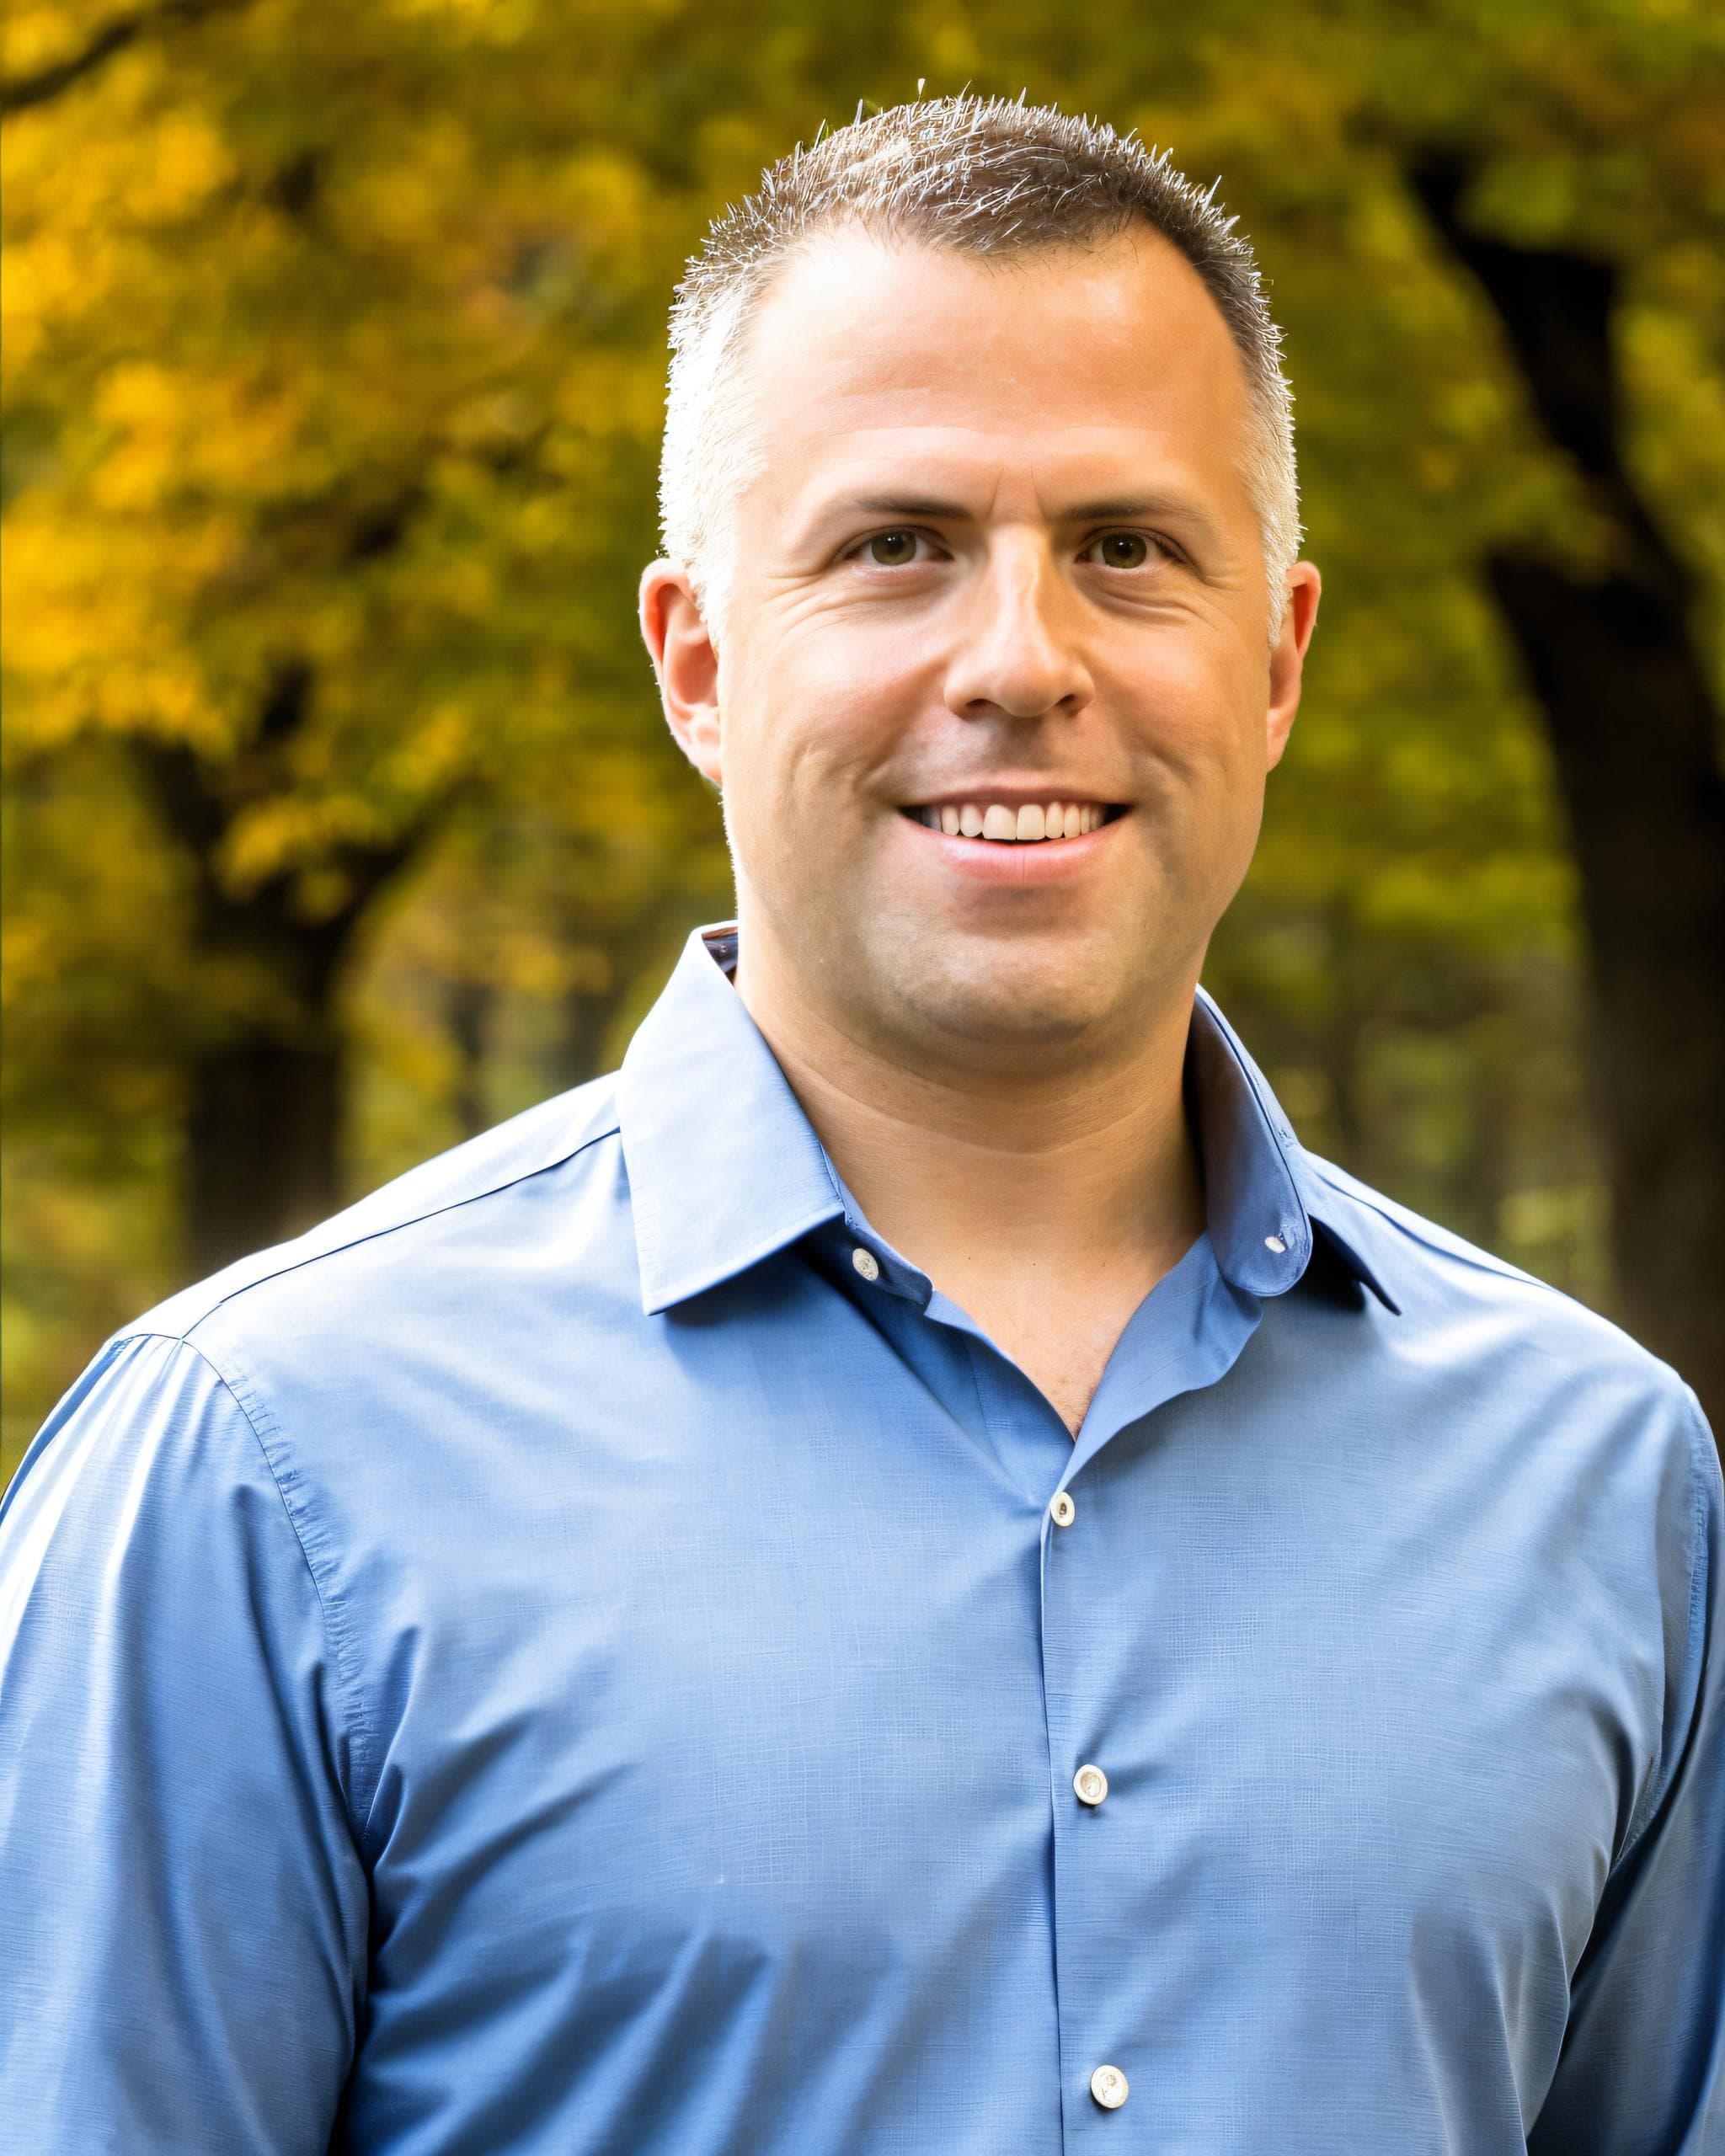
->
[1083,531,1167,570]
[855,529,930,567]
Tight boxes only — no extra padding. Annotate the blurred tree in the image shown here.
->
[3,0,1722,1461]
[1411,152,1725,1448]
[3,0,734,1287]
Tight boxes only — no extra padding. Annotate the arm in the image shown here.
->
[0,1332,369,2154]
[1529,1392,1725,2154]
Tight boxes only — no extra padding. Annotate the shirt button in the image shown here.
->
[1049,1491,1076,1528]
[1073,1763,1108,1806]
[1264,1233,1287,1254]
[851,1247,880,1282]
[1090,2063,1129,2109]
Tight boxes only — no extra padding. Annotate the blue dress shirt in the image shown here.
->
[3,924,1722,2154]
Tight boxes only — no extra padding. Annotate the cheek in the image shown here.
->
[1111,640,1263,796]
[726,620,927,818]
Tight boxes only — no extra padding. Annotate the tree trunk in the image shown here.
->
[1413,158,1725,1443]
[186,1033,342,1272]
[1483,554,1725,1429]
[170,878,358,1277]
[137,660,444,1281]
[448,976,496,1141]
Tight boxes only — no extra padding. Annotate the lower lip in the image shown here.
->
[899,814,1124,885]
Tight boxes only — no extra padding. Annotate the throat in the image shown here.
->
[918,1234,1200,1440]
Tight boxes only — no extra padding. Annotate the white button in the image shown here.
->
[1073,1763,1108,1806]
[1049,1491,1076,1528]
[1090,2063,1129,2109]
[851,1247,880,1282]
[1263,1233,1287,1254]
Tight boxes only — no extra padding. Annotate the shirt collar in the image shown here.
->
[1188,987,1398,1312]
[617,926,846,1315]
[618,925,1397,1317]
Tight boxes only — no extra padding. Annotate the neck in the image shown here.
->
[731,919,1207,1406]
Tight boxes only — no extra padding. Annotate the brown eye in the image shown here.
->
[1093,532,1151,568]
[866,531,920,565]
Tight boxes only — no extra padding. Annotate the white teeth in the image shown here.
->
[918,800,1111,841]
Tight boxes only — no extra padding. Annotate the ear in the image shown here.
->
[1265,560,1322,771]
[639,560,724,786]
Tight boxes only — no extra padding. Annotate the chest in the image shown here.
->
[349,1328,1637,2020]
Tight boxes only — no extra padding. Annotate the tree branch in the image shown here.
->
[1407,152,1690,611]
[1,0,248,115]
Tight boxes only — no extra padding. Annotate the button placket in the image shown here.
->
[1036,1244,1268,2139]
[1040,1447,1151,2139]
[1044,1472,1128,2137]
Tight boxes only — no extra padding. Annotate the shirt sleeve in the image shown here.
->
[0,1331,370,2155]
[1529,1390,1725,2154]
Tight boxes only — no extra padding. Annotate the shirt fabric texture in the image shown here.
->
[3,923,1722,2154]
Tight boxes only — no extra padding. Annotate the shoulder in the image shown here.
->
[1300,1152,1717,1751]
[122,1073,626,1359]
[1299,1148,1713,1523]
[1304,1148,1682,1389]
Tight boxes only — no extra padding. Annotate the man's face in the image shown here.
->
[646,228,1319,1071]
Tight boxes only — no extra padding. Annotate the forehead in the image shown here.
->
[735,228,1257,519]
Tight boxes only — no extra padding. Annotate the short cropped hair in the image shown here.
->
[659,93,1300,638]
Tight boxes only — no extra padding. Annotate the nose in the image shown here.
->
[942,532,1093,723]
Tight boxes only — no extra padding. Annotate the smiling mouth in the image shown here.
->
[900,799,1125,843]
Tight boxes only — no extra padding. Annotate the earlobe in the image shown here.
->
[638,560,724,787]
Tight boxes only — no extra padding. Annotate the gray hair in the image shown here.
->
[659,93,1301,640]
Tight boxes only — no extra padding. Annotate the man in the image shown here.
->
[3,94,1720,2154]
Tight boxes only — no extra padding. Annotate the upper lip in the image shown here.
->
[900,786,1121,808]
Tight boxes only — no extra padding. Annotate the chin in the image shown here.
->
[875,940,1118,1065]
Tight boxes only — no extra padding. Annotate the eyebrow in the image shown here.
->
[833,492,1221,538]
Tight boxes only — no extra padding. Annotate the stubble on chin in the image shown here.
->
[823,904,1140,1079]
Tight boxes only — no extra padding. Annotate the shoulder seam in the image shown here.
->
[1,1333,134,1515]
[1617,1390,1717,1870]
[122,1113,622,1349]
[159,1333,385,1844]
[1305,1158,1558,1299]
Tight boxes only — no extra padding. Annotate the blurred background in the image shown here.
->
[3,0,1722,1476]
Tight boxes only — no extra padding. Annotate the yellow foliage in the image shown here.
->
[4,0,1722,1468]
